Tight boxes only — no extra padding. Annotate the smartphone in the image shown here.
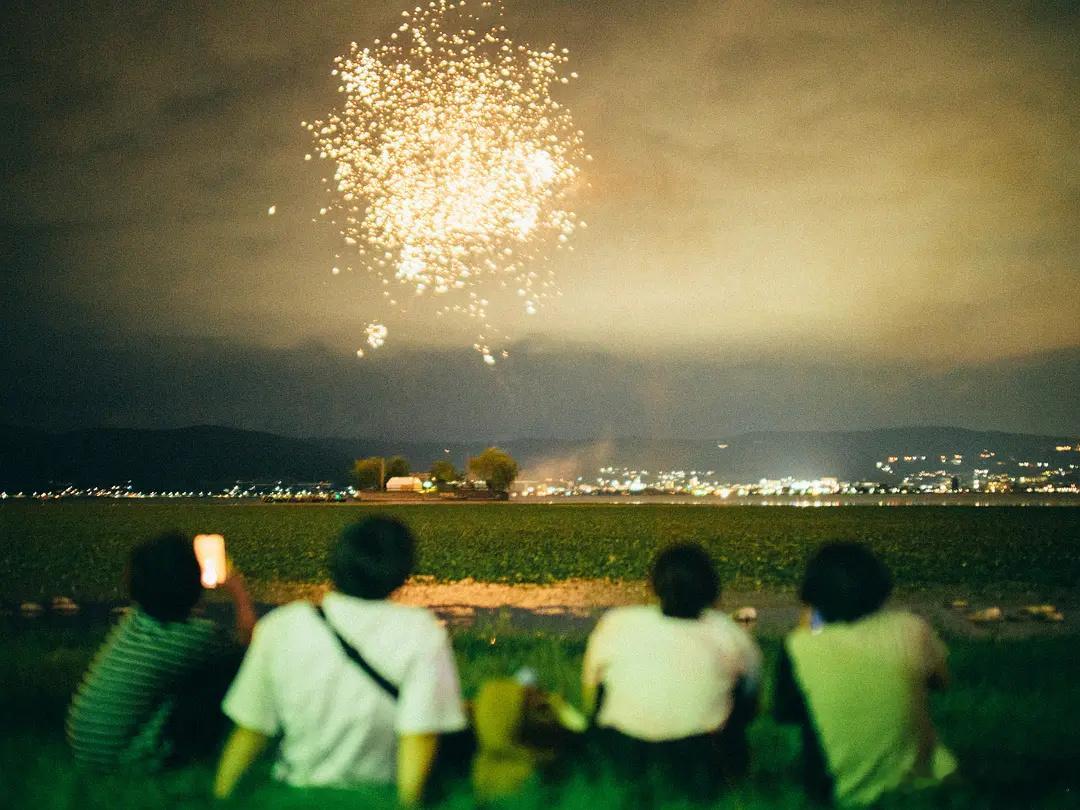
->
[194,534,227,589]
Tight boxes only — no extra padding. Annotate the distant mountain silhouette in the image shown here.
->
[1,424,1075,491]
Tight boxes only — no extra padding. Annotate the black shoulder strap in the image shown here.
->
[588,682,605,729]
[313,604,400,700]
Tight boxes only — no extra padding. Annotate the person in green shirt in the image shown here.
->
[67,531,255,770]
[774,542,957,806]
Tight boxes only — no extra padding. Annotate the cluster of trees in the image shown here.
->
[349,455,410,490]
[349,447,519,494]
[466,447,519,493]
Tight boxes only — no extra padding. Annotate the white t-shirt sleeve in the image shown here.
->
[704,612,762,693]
[222,619,281,736]
[582,611,617,688]
[732,623,763,689]
[395,622,466,735]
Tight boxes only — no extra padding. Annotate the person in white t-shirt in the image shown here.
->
[213,516,466,805]
[582,543,762,802]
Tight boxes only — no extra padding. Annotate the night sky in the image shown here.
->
[3,0,1078,440]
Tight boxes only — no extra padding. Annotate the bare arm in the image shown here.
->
[922,621,950,691]
[214,725,270,799]
[928,662,950,691]
[398,733,439,806]
[547,692,588,732]
[581,618,606,720]
[581,678,599,718]
[221,569,257,645]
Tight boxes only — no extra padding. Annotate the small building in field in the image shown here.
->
[386,476,424,493]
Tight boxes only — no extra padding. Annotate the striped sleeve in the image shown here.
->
[66,611,226,769]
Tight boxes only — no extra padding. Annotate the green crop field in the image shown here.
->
[3,502,1079,807]
[2,501,1078,601]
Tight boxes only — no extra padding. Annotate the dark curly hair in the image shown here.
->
[799,542,893,623]
[650,543,720,619]
[331,516,416,599]
[128,531,203,623]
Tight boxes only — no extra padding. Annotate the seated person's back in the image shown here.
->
[223,593,461,786]
[216,516,466,804]
[583,544,761,799]
[775,543,956,806]
[586,603,758,741]
[67,531,253,769]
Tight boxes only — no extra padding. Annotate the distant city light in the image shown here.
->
[8,445,1078,502]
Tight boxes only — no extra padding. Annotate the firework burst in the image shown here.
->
[306,0,588,361]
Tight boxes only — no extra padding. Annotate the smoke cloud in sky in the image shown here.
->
[2,0,1078,436]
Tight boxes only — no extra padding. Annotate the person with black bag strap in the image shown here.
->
[311,601,478,801]
[312,603,400,698]
[214,517,467,805]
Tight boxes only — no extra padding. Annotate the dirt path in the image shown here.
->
[250,577,1076,639]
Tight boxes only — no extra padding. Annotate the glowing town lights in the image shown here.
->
[307,0,587,363]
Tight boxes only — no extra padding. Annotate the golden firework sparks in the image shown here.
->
[306,0,588,361]
[365,322,389,348]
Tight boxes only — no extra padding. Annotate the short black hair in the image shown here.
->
[128,531,203,623]
[331,516,415,599]
[650,543,720,619]
[800,542,893,623]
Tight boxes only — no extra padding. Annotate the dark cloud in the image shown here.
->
[2,326,1077,440]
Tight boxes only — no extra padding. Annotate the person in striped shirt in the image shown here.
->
[66,531,255,770]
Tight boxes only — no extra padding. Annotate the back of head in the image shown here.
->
[331,516,415,599]
[650,543,720,619]
[128,531,203,623]
[800,542,893,623]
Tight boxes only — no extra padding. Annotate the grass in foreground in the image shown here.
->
[3,624,1079,809]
